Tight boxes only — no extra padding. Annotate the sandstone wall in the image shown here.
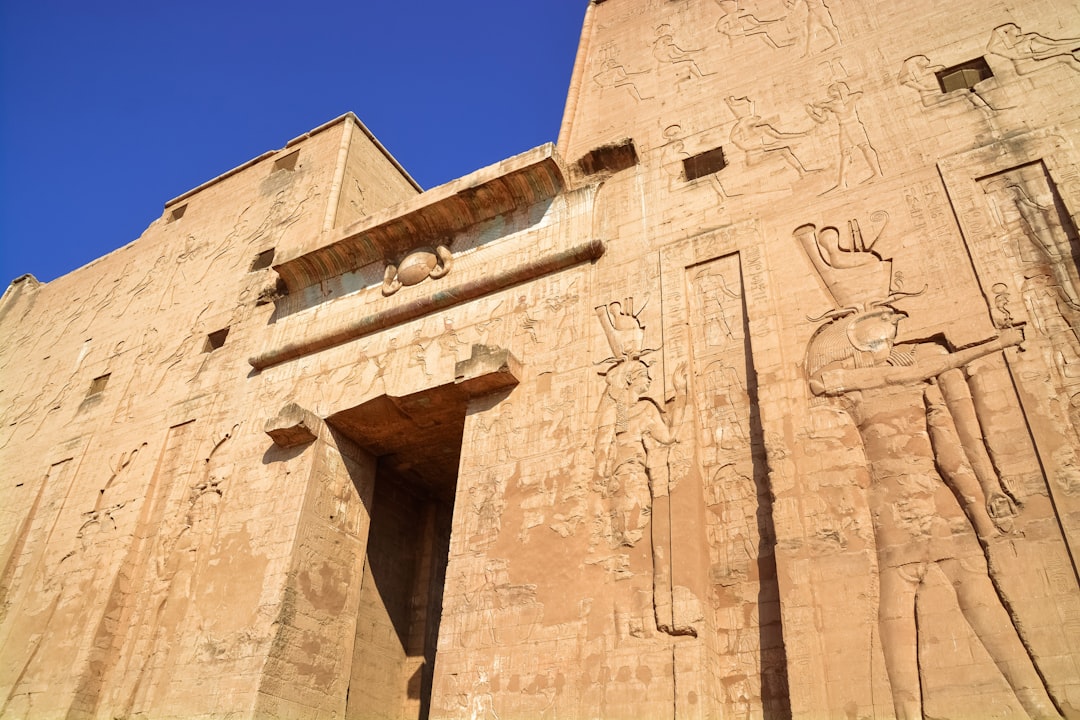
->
[2,1,1080,719]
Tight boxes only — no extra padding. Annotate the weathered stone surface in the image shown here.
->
[3,2,1080,719]
[265,403,320,448]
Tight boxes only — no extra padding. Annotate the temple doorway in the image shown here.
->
[328,389,467,720]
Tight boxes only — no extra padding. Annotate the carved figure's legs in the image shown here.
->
[612,464,650,547]
[938,556,1061,719]
[937,370,1018,531]
[651,491,674,635]
[924,381,1000,540]
[802,16,839,56]
[878,564,922,720]
[770,147,813,177]
[835,145,852,189]
[857,141,882,180]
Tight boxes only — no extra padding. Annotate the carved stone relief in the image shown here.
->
[88,421,263,719]
[797,212,1064,720]
[785,0,840,57]
[980,164,1080,387]
[652,24,715,88]
[652,230,791,718]
[0,458,75,631]
[659,124,735,200]
[987,24,1080,76]
[591,297,694,637]
[0,443,141,718]
[685,255,783,713]
[714,0,795,50]
[727,95,818,179]
[898,55,999,112]
[592,53,654,102]
[805,82,882,190]
[382,245,453,296]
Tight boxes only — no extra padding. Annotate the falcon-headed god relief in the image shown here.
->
[797,216,1062,720]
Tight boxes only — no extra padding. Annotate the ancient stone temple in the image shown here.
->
[3,0,1080,718]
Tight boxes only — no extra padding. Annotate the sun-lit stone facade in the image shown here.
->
[3,1,1080,718]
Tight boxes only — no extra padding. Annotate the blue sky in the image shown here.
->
[0,1,585,284]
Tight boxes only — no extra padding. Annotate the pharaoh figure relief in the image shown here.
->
[797,219,1063,719]
[592,298,695,638]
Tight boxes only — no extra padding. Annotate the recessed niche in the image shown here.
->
[936,57,994,93]
[87,374,110,397]
[204,327,230,352]
[683,146,727,181]
[576,138,639,176]
[273,150,300,172]
[250,248,276,271]
[168,204,187,222]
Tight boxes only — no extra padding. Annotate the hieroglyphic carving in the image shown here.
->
[798,217,1061,720]
[660,125,735,199]
[991,281,1015,328]
[661,125,692,193]
[150,303,213,393]
[239,186,320,252]
[328,337,397,410]
[592,298,694,637]
[714,0,794,49]
[817,56,849,84]
[157,234,202,311]
[543,279,581,350]
[437,317,469,364]
[0,441,141,718]
[941,151,1080,695]
[125,475,225,710]
[685,255,778,711]
[477,402,519,466]
[726,95,818,179]
[95,443,147,511]
[408,329,434,379]
[794,212,891,307]
[785,0,839,56]
[592,59,653,102]
[0,459,74,628]
[987,23,1080,75]
[898,55,998,111]
[981,164,1080,385]
[652,24,715,88]
[806,82,882,190]
[112,328,161,424]
[116,422,242,714]
[512,295,540,345]
[115,254,171,318]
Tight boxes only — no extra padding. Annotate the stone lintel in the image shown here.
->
[264,402,321,447]
[273,143,568,294]
[248,237,604,370]
[454,344,523,395]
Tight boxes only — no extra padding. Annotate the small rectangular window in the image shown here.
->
[167,204,187,222]
[683,147,727,181]
[936,57,994,93]
[250,248,276,271]
[273,150,300,172]
[576,139,639,176]
[204,328,230,352]
[87,374,110,397]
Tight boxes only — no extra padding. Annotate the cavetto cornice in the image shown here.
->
[271,143,568,294]
[250,144,604,370]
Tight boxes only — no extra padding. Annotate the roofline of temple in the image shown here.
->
[163,111,422,210]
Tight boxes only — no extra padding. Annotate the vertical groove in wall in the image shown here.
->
[324,118,356,233]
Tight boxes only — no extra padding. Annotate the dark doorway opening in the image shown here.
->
[329,389,467,720]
